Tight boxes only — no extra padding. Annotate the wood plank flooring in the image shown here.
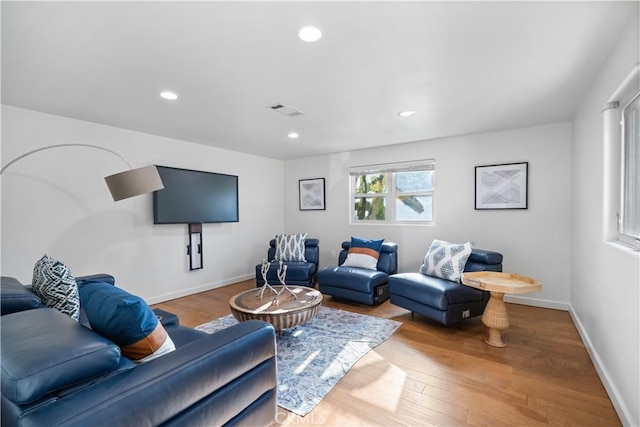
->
[152,280,620,426]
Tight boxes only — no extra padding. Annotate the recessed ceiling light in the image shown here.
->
[288,132,300,139]
[160,91,178,100]
[398,110,415,117]
[298,26,322,42]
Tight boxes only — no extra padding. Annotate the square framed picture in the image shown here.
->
[475,162,528,210]
[299,178,326,211]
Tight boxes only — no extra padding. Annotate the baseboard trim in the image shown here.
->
[569,306,635,427]
[504,295,569,311]
[145,273,254,305]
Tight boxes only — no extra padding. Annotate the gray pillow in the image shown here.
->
[273,233,307,262]
[419,240,474,283]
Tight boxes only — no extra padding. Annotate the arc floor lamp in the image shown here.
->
[0,143,164,201]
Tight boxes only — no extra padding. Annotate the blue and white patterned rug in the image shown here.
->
[195,306,402,416]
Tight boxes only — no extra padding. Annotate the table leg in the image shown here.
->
[481,291,509,347]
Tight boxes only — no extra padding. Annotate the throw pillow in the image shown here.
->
[32,254,80,321]
[79,282,176,362]
[274,233,308,262]
[341,237,384,270]
[419,239,474,282]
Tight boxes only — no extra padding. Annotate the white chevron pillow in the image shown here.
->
[419,239,474,282]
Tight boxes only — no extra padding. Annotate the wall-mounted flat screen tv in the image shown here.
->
[153,165,239,224]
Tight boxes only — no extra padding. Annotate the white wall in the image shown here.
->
[571,11,640,427]
[284,122,572,309]
[1,106,285,302]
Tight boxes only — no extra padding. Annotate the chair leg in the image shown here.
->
[457,320,462,330]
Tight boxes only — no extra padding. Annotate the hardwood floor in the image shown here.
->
[152,280,620,426]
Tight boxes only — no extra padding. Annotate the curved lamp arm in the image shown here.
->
[1,143,164,201]
[0,143,132,174]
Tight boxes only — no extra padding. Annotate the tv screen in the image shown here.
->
[153,166,239,224]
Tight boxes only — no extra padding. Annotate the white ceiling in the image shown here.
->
[2,1,636,161]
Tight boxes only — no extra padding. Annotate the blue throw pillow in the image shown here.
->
[341,237,384,270]
[79,282,175,362]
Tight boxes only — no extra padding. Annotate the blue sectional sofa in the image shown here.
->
[317,241,398,305]
[388,249,503,326]
[0,275,277,427]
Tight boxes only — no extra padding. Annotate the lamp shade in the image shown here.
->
[104,165,164,201]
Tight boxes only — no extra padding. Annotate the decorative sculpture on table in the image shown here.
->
[275,261,297,301]
[257,260,298,304]
[257,259,278,299]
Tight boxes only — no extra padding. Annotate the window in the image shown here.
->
[606,63,640,250]
[349,160,434,224]
[620,91,640,249]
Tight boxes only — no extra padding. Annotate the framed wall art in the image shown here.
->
[475,162,528,210]
[299,178,326,211]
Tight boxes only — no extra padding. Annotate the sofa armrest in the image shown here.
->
[1,276,41,315]
[75,274,115,287]
[18,320,277,427]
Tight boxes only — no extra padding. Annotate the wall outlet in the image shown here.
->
[462,310,470,318]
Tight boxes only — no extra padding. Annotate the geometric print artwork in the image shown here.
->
[274,233,308,262]
[475,162,528,209]
[419,239,474,283]
[481,170,522,204]
[32,254,80,321]
[299,178,326,210]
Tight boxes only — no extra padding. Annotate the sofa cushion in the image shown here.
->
[389,273,484,311]
[341,237,384,270]
[1,308,121,404]
[419,240,473,283]
[0,276,41,315]
[274,233,308,262]
[318,266,389,294]
[31,255,80,321]
[79,282,175,362]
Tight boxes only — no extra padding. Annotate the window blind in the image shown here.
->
[348,159,435,176]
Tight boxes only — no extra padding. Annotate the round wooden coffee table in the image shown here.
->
[461,271,542,347]
[229,286,323,335]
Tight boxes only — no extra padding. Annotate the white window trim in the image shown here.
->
[604,62,640,250]
[349,159,435,225]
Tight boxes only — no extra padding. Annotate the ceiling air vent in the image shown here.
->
[268,104,304,117]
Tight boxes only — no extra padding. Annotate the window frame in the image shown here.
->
[605,63,640,251]
[619,90,640,249]
[349,160,435,225]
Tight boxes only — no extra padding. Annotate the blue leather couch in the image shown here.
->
[317,241,398,305]
[255,238,319,287]
[388,249,503,326]
[1,275,277,427]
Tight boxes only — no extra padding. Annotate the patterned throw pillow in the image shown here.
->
[32,255,80,321]
[341,237,385,270]
[419,239,474,282]
[79,282,176,363]
[274,233,308,262]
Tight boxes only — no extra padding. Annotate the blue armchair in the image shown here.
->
[388,249,503,326]
[255,238,320,287]
[317,241,398,305]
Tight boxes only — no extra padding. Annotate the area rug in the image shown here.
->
[195,306,401,416]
